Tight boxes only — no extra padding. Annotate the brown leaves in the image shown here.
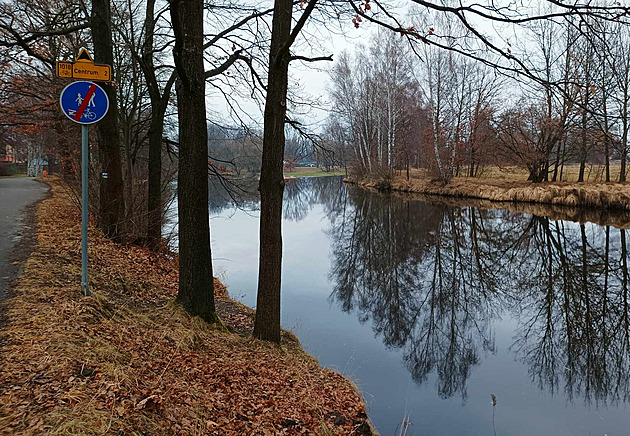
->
[135,394,162,411]
[0,180,371,435]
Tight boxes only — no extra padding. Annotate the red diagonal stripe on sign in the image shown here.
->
[74,83,98,121]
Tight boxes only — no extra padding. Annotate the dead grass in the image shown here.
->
[473,162,625,183]
[0,181,374,435]
[283,168,346,178]
[348,164,630,214]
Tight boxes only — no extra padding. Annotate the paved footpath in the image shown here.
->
[0,178,48,310]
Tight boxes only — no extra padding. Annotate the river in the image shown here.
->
[169,176,630,435]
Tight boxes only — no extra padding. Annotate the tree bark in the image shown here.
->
[552,139,561,181]
[91,0,125,241]
[143,0,168,250]
[146,107,164,248]
[603,103,611,183]
[253,0,293,343]
[578,157,586,182]
[171,0,217,323]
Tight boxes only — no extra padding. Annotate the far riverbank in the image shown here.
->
[345,171,630,213]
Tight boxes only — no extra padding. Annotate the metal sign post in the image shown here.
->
[81,125,89,296]
[59,75,110,297]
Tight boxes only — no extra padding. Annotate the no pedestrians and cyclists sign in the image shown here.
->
[57,48,113,297]
[59,81,109,125]
[56,47,111,82]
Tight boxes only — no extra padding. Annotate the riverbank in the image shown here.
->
[346,171,630,213]
[0,181,373,435]
[284,168,346,178]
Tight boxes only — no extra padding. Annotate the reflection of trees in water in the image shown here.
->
[283,179,317,221]
[207,176,348,222]
[207,177,259,215]
[325,184,630,405]
[327,189,514,399]
[284,177,349,222]
[206,176,630,404]
[511,221,630,406]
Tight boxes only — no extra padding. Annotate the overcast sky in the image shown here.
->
[205,0,536,133]
[207,21,379,131]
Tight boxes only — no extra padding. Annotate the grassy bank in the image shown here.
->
[374,189,630,230]
[284,167,346,178]
[0,173,28,178]
[474,163,625,183]
[0,181,373,435]
[347,166,630,212]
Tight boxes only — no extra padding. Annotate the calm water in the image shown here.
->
[172,176,630,435]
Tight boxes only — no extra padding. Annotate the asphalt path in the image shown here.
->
[0,177,48,312]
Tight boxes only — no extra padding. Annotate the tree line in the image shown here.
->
[2,0,630,341]
[329,5,630,184]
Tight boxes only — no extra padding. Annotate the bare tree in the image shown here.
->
[92,0,126,240]
[253,0,322,342]
[329,31,416,178]
[170,0,218,323]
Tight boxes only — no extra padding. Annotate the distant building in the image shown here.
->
[0,144,17,164]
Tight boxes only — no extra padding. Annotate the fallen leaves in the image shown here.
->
[0,181,373,435]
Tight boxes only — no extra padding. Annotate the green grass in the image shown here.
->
[284,167,346,178]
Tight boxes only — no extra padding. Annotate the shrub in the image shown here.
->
[0,163,17,176]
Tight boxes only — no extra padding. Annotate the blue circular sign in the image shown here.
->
[59,81,109,125]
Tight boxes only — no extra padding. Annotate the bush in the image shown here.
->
[0,163,17,176]
[370,167,393,191]
[375,179,392,191]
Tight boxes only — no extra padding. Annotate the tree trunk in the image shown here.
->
[621,151,627,183]
[559,136,566,181]
[91,0,125,241]
[171,0,217,323]
[552,139,561,182]
[603,106,611,183]
[578,157,586,182]
[253,0,293,343]
[605,139,610,182]
[141,0,166,251]
[141,0,175,250]
[146,107,164,249]
[144,0,162,250]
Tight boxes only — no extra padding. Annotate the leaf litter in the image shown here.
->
[0,181,374,435]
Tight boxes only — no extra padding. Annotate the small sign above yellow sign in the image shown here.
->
[56,48,112,82]
[75,47,93,63]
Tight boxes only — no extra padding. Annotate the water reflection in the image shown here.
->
[511,221,630,406]
[321,185,630,406]
[206,177,630,411]
[208,177,339,221]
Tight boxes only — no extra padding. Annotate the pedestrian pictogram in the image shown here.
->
[59,81,109,125]
[56,47,111,82]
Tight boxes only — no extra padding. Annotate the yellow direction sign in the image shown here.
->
[71,62,111,81]
[56,48,112,82]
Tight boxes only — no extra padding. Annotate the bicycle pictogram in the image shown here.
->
[82,108,97,120]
